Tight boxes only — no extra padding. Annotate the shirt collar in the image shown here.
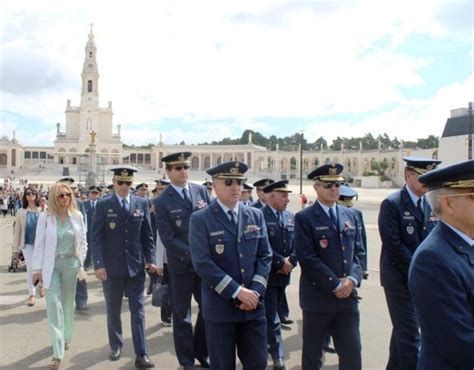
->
[216,198,239,217]
[317,200,337,217]
[170,182,190,195]
[443,221,474,247]
[406,184,422,207]
[115,193,131,204]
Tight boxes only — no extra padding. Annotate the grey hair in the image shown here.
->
[427,187,460,217]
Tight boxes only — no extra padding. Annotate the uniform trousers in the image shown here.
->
[302,310,361,370]
[384,286,420,370]
[168,271,207,366]
[102,272,147,356]
[205,317,267,370]
[22,244,36,296]
[45,256,80,359]
[265,286,285,359]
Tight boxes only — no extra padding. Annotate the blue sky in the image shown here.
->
[0,1,473,146]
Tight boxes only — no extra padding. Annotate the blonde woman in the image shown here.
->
[12,187,43,306]
[32,182,87,369]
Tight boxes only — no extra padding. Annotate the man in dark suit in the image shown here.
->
[252,179,274,209]
[295,163,365,370]
[82,185,101,270]
[153,152,210,370]
[379,157,441,370]
[409,159,474,370]
[189,161,272,370]
[261,180,296,370]
[90,166,156,368]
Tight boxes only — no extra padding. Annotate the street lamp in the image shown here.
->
[299,132,304,195]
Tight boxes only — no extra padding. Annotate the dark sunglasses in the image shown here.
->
[25,192,36,196]
[224,178,244,186]
[91,191,99,194]
[57,193,72,199]
[117,181,133,186]
[207,187,213,190]
[173,165,190,171]
[320,182,341,189]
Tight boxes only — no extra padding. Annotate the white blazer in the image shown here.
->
[32,211,87,289]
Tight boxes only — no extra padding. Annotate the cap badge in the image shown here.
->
[427,164,433,170]
[329,168,337,175]
[230,167,239,174]
[178,153,185,161]
[121,169,129,176]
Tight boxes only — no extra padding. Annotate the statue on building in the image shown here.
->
[90,130,97,143]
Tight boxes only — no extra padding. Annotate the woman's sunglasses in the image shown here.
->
[58,193,72,199]
[25,192,37,196]
[117,181,133,186]
[223,179,243,186]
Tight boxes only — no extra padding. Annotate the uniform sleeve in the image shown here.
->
[89,200,106,270]
[189,212,241,301]
[294,211,340,293]
[140,200,156,264]
[249,210,273,296]
[356,209,368,271]
[378,198,413,276]
[348,211,363,286]
[154,197,191,263]
[409,249,474,368]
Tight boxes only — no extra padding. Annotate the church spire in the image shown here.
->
[80,24,99,108]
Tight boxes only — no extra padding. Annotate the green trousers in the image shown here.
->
[45,257,80,359]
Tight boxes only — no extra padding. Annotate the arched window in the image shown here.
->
[89,52,93,57]
[88,80,93,93]
[290,157,297,171]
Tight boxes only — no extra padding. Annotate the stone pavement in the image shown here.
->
[0,187,395,369]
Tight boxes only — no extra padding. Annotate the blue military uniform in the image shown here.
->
[153,152,210,368]
[260,180,296,367]
[295,163,365,370]
[409,159,474,370]
[252,179,274,209]
[189,161,272,370]
[90,167,155,363]
[379,157,441,370]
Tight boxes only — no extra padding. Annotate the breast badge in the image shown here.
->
[109,221,116,230]
[215,243,225,254]
[319,239,328,248]
[175,219,182,227]
[406,225,414,235]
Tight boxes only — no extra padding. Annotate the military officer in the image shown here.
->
[135,183,149,199]
[295,163,365,370]
[338,185,368,279]
[252,178,275,209]
[153,152,210,370]
[90,166,156,368]
[261,180,297,370]
[189,161,273,370]
[379,156,441,370]
[408,159,474,370]
[240,183,253,206]
[203,181,215,200]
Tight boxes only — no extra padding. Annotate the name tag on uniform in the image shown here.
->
[106,213,118,217]
[210,230,225,236]
[315,226,329,231]
[403,216,415,220]
[170,209,182,214]
[267,222,278,226]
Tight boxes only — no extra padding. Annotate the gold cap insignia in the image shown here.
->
[230,167,239,174]
[121,169,129,176]
[178,153,185,162]
[329,168,337,175]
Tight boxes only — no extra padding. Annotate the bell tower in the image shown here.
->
[80,24,99,109]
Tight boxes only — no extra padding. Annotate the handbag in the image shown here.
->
[151,278,170,307]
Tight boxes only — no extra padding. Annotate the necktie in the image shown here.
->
[417,198,424,219]
[92,201,96,212]
[182,188,191,205]
[277,212,284,228]
[122,198,127,211]
[329,207,338,229]
[227,210,238,232]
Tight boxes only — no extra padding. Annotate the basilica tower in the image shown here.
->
[54,26,122,165]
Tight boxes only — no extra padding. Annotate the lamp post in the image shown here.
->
[299,132,304,195]
[469,102,473,160]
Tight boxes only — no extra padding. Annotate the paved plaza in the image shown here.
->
[0,185,395,369]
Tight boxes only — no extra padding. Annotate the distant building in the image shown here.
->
[438,107,473,165]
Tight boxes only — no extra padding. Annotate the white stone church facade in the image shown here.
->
[1,30,469,186]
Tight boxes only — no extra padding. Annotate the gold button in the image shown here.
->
[241,268,245,273]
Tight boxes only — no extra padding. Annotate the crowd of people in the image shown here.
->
[4,153,473,370]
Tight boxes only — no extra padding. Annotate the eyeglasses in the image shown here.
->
[117,181,133,186]
[57,193,72,199]
[173,165,190,171]
[91,191,99,194]
[224,178,243,186]
[320,182,341,189]
[207,187,213,190]
[25,192,36,196]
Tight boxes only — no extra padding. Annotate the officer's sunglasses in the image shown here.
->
[223,179,244,186]
[57,192,72,199]
[173,165,190,171]
[320,182,341,189]
[117,181,132,186]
